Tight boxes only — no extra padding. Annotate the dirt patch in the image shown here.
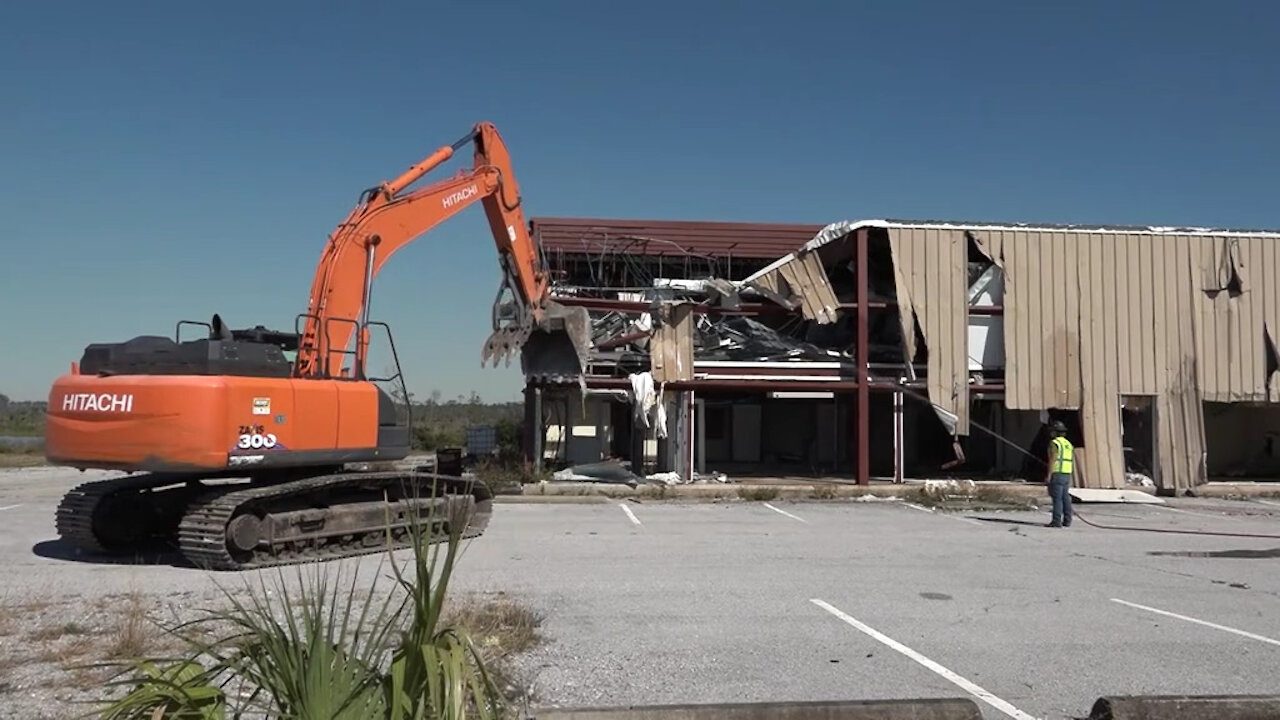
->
[445,591,545,702]
[0,590,205,717]
[0,581,547,718]
[0,452,45,468]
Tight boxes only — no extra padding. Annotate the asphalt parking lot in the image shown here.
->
[2,467,1280,720]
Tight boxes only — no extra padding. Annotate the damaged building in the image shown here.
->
[519,216,1280,494]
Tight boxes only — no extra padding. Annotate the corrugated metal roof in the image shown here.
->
[531,217,823,259]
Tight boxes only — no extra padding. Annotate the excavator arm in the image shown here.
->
[294,122,591,381]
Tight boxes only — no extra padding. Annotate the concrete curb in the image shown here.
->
[1088,694,1280,719]
[507,479,1280,503]
[493,494,613,505]
[506,481,1043,507]
[530,698,983,720]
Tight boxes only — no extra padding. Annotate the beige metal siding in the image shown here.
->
[1076,232,1125,489]
[918,225,1280,490]
[1193,235,1275,403]
[649,302,695,383]
[887,228,970,434]
[752,250,840,324]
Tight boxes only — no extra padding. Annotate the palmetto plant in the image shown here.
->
[93,484,503,720]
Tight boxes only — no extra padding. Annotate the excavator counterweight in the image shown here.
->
[44,122,589,569]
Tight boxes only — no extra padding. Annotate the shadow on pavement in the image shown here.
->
[969,516,1049,527]
[1148,547,1280,559]
[32,539,191,568]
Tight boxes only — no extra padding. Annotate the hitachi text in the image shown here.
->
[442,185,479,208]
[62,393,134,413]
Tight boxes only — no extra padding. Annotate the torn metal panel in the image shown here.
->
[649,301,695,383]
[1265,321,1280,402]
[1076,232,1125,489]
[1194,234,1270,402]
[744,250,839,324]
[1156,367,1207,494]
[887,227,971,435]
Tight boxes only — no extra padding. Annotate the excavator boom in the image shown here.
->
[296,122,591,381]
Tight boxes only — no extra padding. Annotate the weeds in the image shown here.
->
[809,484,839,500]
[738,486,780,502]
[104,593,152,661]
[473,456,551,495]
[638,484,674,500]
[909,481,1036,511]
[0,451,45,467]
[444,595,542,703]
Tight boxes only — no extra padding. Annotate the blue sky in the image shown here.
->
[2,1,1277,401]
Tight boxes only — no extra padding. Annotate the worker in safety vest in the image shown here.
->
[1044,420,1074,527]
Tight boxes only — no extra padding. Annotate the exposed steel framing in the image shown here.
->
[525,219,1012,483]
[553,296,1005,316]
[855,228,870,484]
[536,378,1007,394]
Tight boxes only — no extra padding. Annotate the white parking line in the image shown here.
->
[811,598,1037,720]
[903,502,985,527]
[619,503,642,526]
[1111,598,1280,648]
[762,502,807,523]
[0,504,21,512]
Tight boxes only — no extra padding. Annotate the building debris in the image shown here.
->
[742,249,840,323]
[628,371,667,438]
[523,216,1280,493]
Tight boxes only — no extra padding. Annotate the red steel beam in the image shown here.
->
[553,296,1005,316]
[855,228,870,486]
[543,377,1007,393]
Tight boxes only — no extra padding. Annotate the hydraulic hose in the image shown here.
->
[891,384,1280,540]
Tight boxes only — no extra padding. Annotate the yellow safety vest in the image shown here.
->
[1050,436,1074,474]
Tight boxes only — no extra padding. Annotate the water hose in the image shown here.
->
[889,385,1280,540]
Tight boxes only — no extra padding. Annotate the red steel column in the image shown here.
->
[856,228,870,485]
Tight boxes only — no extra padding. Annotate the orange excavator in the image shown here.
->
[44,122,593,570]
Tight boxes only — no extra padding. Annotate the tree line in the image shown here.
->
[0,392,522,453]
[0,395,45,437]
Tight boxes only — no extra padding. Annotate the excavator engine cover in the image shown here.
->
[521,302,593,382]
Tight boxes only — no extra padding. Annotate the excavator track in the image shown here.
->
[176,470,492,571]
[55,472,207,556]
[55,469,492,570]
